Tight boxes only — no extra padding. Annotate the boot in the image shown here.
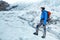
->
[33,32,38,35]
[41,35,45,38]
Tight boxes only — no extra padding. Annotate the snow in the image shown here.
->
[0,11,60,40]
[0,0,60,40]
[3,0,43,4]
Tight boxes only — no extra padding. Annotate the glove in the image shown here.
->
[43,24,46,26]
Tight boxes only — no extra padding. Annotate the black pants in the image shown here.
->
[36,19,46,36]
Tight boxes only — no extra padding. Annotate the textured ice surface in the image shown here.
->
[0,0,60,40]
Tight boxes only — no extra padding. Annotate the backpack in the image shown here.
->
[48,11,51,18]
[47,11,51,22]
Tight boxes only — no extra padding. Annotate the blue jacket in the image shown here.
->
[41,10,48,25]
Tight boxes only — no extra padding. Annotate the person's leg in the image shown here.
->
[33,20,43,35]
[42,25,46,38]
[33,23,42,35]
[36,23,42,33]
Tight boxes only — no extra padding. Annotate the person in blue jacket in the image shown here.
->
[33,7,48,38]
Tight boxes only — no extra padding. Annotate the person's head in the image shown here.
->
[40,7,45,11]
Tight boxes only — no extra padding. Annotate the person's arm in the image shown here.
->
[43,12,48,25]
[40,13,43,20]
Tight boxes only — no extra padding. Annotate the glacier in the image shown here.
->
[0,0,60,40]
